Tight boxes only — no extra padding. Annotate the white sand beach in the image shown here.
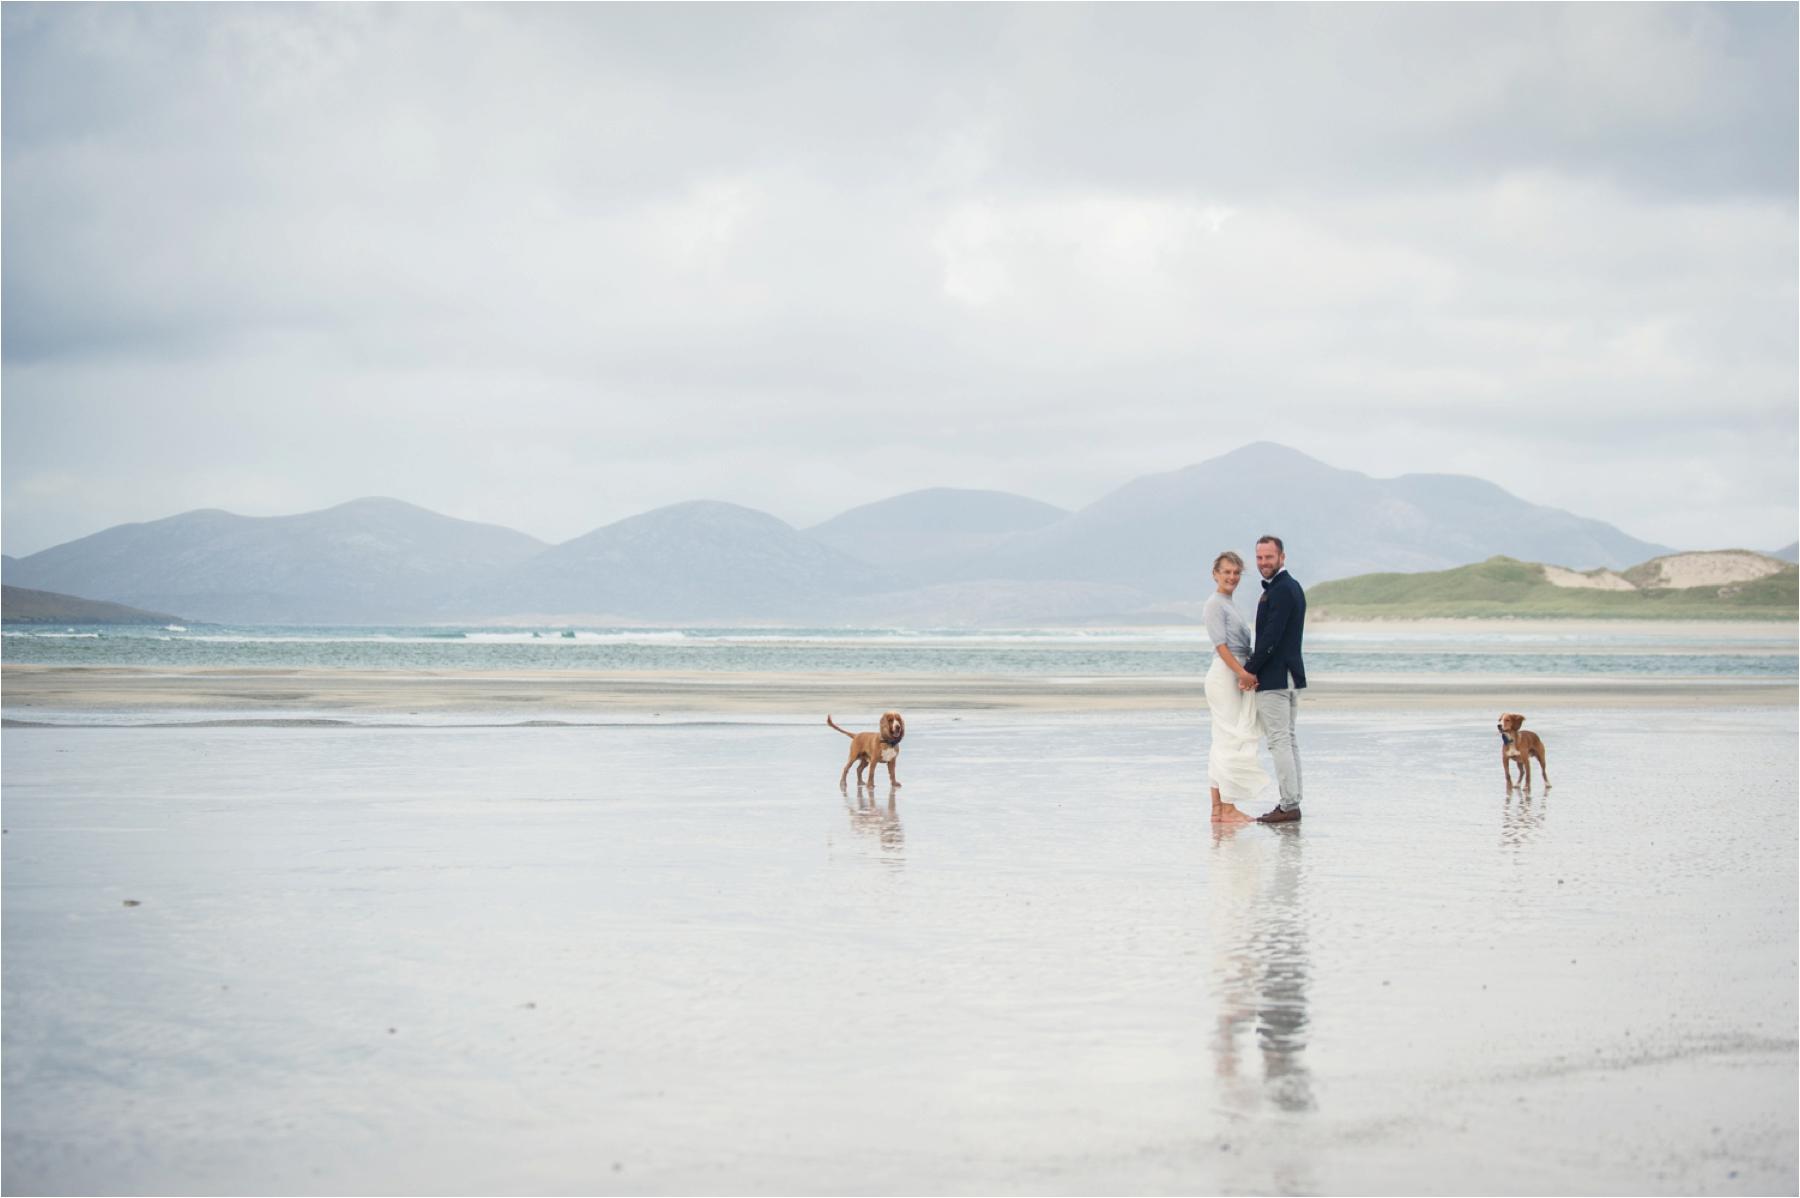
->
[3,684,1795,1194]
[3,662,1796,725]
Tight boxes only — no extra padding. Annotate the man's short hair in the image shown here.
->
[1256,535,1284,554]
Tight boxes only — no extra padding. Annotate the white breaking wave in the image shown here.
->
[462,630,695,644]
[2,630,102,639]
[1,623,1219,648]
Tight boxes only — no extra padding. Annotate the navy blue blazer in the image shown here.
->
[1243,569,1307,690]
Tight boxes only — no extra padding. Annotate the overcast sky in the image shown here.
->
[4,3,1795,557]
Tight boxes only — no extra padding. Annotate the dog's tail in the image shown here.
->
[826,715,854,738]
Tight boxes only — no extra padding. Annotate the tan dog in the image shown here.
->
[1497,713,1550,789]
[828,712,905,788]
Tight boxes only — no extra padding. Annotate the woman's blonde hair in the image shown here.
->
[1212,550,1244,575]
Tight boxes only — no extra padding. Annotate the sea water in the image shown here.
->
[3,622,1795,678]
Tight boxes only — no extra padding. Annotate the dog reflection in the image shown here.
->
[842,782,905,861]
[1501,788,1547,850]
[1209,823,1315,1117]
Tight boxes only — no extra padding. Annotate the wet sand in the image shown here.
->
[3,704,1794,1194]
[3,662,1795,724]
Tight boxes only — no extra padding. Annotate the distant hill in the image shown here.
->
[3,498,547,624]
[455,500,893,622]
[1310,552,1798,619]
[831,579,1161,627]
[922,443,1671,601]
[2,585,188,625]
[0,445,1702,625]
[1773,542,1799,563]
[808,488,1068,577]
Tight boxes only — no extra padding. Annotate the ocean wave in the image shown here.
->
[679,631,1213,647]
[459,630,695,644]
[142,629,706,646]
[2,630,102,639]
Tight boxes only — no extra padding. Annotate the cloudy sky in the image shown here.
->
[4,3,1795,557]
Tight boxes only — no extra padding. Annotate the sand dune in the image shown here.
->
[1633,549,1791,590]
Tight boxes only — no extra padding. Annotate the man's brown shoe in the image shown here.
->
[1256,806,1302,824]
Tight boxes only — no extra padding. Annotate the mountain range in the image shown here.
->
[2,442,1691,626]
[4,498,545,625]
[0,585,187,625]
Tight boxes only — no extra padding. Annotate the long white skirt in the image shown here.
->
[1205,655,1270,802]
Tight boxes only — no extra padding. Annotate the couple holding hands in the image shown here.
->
[1203,535,1307,825]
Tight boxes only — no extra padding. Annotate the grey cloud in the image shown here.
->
[7,5,1791,363]
[2,3,1794,557]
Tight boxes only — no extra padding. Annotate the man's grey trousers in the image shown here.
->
[1256,687,1304,811]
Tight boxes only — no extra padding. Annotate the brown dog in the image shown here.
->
[1497,713,1550,790]
[828,712,905,788]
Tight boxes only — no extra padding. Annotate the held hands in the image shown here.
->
[1237,672,1259,692]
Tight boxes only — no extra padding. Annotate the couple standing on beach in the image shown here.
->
[1203,535,1307,825]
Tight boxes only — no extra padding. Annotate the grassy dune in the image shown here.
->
[1310,556,1798,620]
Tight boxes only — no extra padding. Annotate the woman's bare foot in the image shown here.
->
[1211,801,1251,824]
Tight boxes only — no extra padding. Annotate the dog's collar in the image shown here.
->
[1499,730,1513,744]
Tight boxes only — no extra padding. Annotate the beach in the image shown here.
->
[4,662,1796,724]
[2,655,1796,1194]
[4,618,1791,722]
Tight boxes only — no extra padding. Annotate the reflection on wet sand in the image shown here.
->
[1501,788,1548,850]
[841,783,905,864]
[1209,822,1315,1126]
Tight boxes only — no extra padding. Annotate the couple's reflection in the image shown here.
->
[1209,822,1314,1116]
[841,781,904,864]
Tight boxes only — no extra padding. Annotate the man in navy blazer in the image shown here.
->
[1240,535,1306,823]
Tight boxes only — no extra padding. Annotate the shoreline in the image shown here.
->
[4,663,1794,719]
[3,617,1794,635]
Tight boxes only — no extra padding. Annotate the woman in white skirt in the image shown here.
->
[1203,550,1270,823]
